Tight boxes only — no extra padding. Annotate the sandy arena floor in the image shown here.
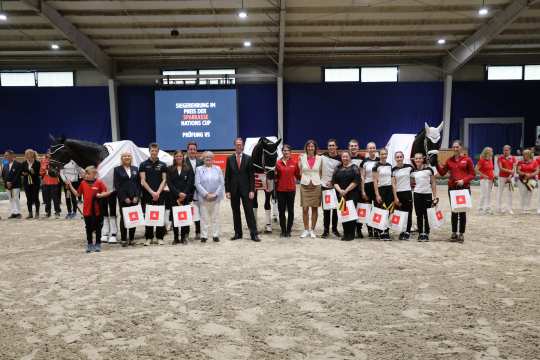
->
[0,185,539,360]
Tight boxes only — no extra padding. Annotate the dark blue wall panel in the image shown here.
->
[0,86,110,153]
[284,82,444,149]
[237,84,277,139]
[117,86,156,147]
[451,81,540,148]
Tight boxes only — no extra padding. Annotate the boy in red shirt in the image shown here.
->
[475,147,494,214]
[67,166,111,253]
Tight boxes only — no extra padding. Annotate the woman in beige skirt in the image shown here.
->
[298,139,323,238]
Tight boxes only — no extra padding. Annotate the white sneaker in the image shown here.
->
[309,230,316,238]
[508,210,514,215]
[108,235,117,244]
[300,230,309,238]
[158,239,165,245]
[144,239,151,246]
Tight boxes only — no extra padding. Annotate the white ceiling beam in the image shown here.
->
[442,0,539,74]
[20,0,114,78]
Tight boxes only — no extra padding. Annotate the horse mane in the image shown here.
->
[64,138,109,168]
[411,129,426,158]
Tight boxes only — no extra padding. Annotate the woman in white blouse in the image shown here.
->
[195,151,225,243]
[298,139,323,238]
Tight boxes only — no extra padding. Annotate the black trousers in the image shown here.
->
[322,187,338,233]
[396,191,413,233]
[230,192,257,236]
[376,185,394,237]
[414,192,432,234]
[119,201,136,241]
[64,181,79,214]
[192,200,201,234]
[42,184,61,215]
[364,182,376,236]
[84,215,104,245]
[169,210,190,240]
[142,198,166,240]
[277,191,295,234]
[449,188,469,234]
[24,184,40,214]
[100,194,117,217]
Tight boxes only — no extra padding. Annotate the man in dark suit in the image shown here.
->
[225,138,260,241]
[2,150,23,218]
[186,142,204,239]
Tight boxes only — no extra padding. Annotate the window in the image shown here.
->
[0,71,74,87]
[0,72,36,86]
[37,72,74,87]
[524,65,540,80]
[361,67,398,82]
[487,66,523,80]
[162,69,235,85]
[324,68,359,82]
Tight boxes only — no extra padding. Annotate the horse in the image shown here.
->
[386,121,444,167]
[250,137,282,233]
[48,136,120,243]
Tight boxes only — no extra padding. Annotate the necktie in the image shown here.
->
[236,154,241,169]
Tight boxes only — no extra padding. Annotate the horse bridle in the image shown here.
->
[48,144,69,168]
[424,137,439,160]
[253,147,279,173]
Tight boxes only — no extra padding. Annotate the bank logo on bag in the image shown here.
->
[129,212,139,221]
[373,213,382,224]
[324,194,331,204]
[436,210,443,220]
[358,208,366,217]
[178,211,188,221]
[391,214,400,225]
[456,195,466,205]
[150,211,160,220]
[342,206,350,216]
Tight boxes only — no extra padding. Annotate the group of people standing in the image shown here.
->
[274,138,475,243]
[3,137,539,252]
[1,149,83,221]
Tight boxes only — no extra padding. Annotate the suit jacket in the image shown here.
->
[225,153,255,196]
[21,160,41,187]
[186,157,204,173]
[167,165,195,205]
[2,160,23,189]
[113,165,140,204]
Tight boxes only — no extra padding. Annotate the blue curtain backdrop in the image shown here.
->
[451,81,540,149]
[2,81,540,153]
[468,123,523,158]
[0,87,111,153]
[284,82,444,149]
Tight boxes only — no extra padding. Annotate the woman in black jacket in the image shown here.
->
[113,152,140,247]
[167,150,195,244]
[21,149,41,219]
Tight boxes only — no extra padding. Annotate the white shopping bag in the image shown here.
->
[172,205,193,227]
[191,203,200,222]
[337,200,359,223]
[449,189,472,213]
[122,204,144,229]
[389,210,408,233]
[368,207,389,231]
[322,189,338,210]
[356,203,371,224]
[144,205,165,227]
[427,206,445,229]
[254,173,267,191]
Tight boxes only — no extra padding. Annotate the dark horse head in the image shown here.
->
[251,137,282,180]
[48,135,109,171]
[411,122,444,167]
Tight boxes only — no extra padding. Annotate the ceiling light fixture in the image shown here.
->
[478,0,488,16]
[0,0,7,21]
[437,38,446,45]
[238,0,247,19]
[243,40,252,47]
[51,43,60,50]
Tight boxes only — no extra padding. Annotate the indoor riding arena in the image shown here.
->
[1,1,539,359]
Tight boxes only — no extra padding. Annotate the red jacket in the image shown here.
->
[275,158,300,192]
[39,158,59,186]
[437,155,475,189]
[78,179,107,217]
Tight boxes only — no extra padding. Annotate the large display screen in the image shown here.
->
[155,89,238,150]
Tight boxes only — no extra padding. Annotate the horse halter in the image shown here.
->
[253,147,279,174]
[48,144,69,168]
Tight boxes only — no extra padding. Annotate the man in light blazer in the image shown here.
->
[225,138,260,241]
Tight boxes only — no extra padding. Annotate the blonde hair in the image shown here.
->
[522,149,533,161]
[479,147,493,160]
[24,149,37,160]
[120,152,132,166]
